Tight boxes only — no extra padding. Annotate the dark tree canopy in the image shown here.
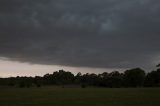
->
[156,64,160,67]
[0,67,160,88]
[144,69,160,87]
[123,68,145,87]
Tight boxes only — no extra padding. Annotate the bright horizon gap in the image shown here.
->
[0,59,125,78]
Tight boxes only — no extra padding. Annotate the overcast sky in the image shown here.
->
[0,0,160,76]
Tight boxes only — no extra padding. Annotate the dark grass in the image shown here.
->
[0,87,160,106]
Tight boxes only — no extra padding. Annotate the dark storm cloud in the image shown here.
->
[0,0,160,70]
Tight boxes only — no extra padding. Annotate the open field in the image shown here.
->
[0,87,160,106]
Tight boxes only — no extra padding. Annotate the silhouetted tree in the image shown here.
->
[107,71,123,88]
[1,67,160,88]
[75,72,82,84]
[156,64,160,67]
[98,72,109,87]
[144,69,160,87]
[124,68,145,87]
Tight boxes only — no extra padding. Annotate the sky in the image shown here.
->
[0,0,160,77]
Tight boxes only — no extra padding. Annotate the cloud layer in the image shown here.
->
[0,0,160,70]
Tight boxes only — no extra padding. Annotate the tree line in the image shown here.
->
[0,65,160,88]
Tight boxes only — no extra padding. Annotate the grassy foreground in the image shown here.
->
[0,87,160,106]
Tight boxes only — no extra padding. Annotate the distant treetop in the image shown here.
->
[156,64,160,67]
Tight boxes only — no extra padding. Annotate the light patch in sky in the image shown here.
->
[0,59,124,77]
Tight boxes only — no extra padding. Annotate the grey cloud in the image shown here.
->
[0,0,160,70]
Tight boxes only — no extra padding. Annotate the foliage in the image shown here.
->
[144,69,160,87]
[0,67,160,88]
[123,68,145,87]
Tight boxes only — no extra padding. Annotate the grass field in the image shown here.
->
[0,87,160,106]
